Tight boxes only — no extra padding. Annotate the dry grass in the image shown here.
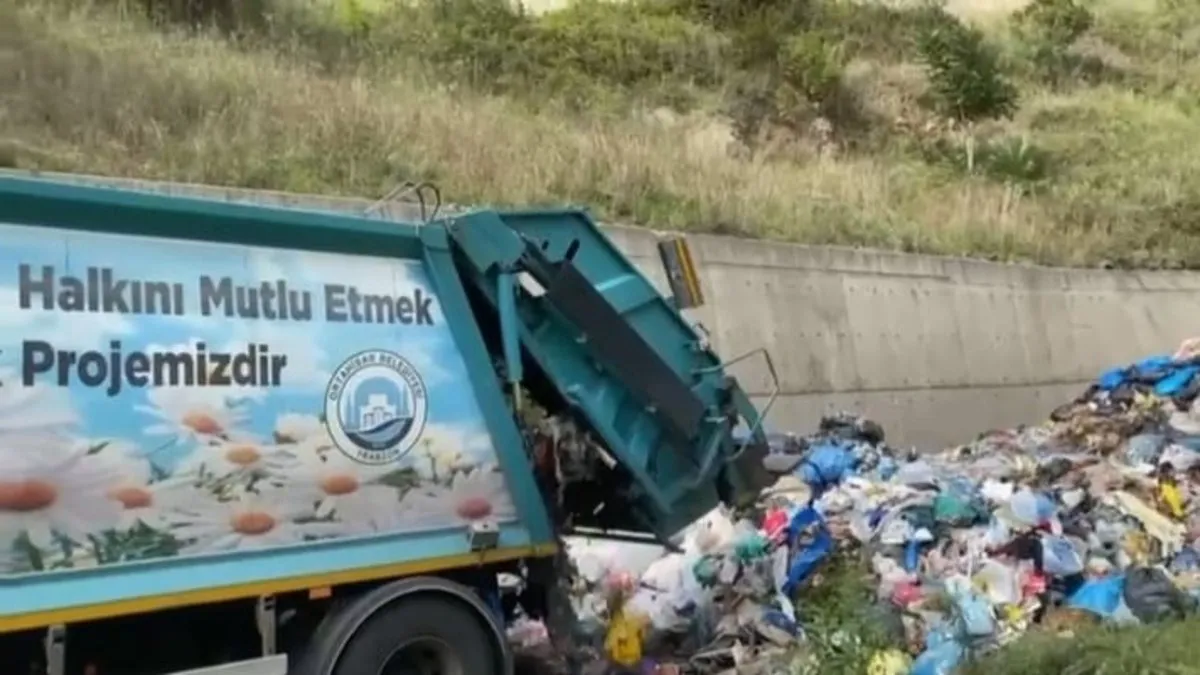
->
[2,0,1200,266]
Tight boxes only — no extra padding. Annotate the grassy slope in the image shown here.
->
[2,0,1200,269]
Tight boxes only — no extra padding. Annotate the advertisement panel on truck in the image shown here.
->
[0,223,519,576]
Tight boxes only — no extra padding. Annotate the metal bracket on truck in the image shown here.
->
[0,173,774,675]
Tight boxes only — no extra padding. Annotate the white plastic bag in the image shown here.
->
[972,560,1020,605]
[1041,535,1085,576]
[682,508,737,555]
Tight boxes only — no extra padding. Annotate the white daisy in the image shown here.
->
[0,368,78,436]
[273,413,326,444]
[136,387,249,445]
[170,486,333,554]
[85,441,207,531]
[397,466,518,530]
[280,434,406,535]
[180,437,299,482]
[0,434,124,548]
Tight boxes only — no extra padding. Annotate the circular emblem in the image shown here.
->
[324,350,429,466]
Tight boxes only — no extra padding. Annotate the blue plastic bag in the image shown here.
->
[1042,535,1085,576]
[876,455,898,481]
[782,506,834,595]
[954,593,996,638]
[797,440,856,493]
[1098,355,1175,390]
[1157,365,1200,396]
[911,639,966,675]
[1066,575,1126,619]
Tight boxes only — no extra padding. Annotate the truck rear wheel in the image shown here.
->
[334,594,496,675]
[292,577,509,675]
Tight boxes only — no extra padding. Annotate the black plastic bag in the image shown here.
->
[1122,566,1196,623]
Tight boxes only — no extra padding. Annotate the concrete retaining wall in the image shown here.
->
[8,170,1200,448]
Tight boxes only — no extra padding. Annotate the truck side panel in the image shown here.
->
[0,178,554,631]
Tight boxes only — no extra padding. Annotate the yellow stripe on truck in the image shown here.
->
[0,543,557,633]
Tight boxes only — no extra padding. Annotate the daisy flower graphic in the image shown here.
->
[179,437,299,483]
[136,387,249,445]
[85,440,207,531]
[0,433,124,549]
[397,465,518,530]
[170,486,336,555]
[282,434,406,535]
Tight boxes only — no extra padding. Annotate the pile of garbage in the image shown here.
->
[508,339,1200,674]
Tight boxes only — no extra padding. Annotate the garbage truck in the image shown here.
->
[0,174,777,675]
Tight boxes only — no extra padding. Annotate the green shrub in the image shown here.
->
[915,6,1020,123]
[662,0,814,34]
[779,33,846,106]
[524,0,726,107]
[912,6,1017,121]
[810,0,931,61]
[413,0,536,90]
[725,31,860,148]
[921,135,1054,189]
[1011,0,1095,86]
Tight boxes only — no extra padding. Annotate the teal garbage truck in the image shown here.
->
[0,175,777,675]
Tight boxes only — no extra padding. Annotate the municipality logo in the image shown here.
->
[325,350,429,466]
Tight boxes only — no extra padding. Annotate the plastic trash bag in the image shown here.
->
[1008,488,1056,527]
[894,460,937,486]
[1159,480,1186,519]
[911,630,966,675]
[1156,365,1200,397]
[934,480,987,527]
[782,506,834,595]
[1042,535,1085,576]
[567,541,625,585]
[604,609,649,666]
[980,478,1015,504]
[1160,443,1200,472]
[955,591,997,638]
[904,540,923,572]
[634,553,712,633]
[973,560,1020,605]
[1098,355,1174,391]
[682,508,736,556]
[876,455,899,481]
[798,440,856,492]
[1170,546,1200,573]
[732,520,770,561]
[1123,566,1196,623]
[754,607,800,646]
[1125,434,1167,467]
[1066,576,1125,619]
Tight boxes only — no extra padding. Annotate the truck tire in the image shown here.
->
[334,594,497,675]
[291,577,510,675]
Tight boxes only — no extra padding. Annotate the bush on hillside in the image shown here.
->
[914,5,1019,123]
[1011,0,1096,86]
[809,0,931,62]
[523,1,727,109]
